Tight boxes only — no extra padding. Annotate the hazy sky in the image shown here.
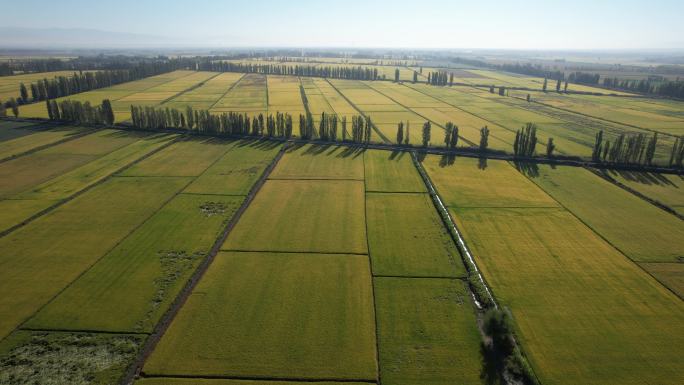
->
[5,0,684,49]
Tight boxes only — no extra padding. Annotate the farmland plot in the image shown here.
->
[0,175,191,340]
[25,193,243,332]
[270,143,364,180]
[364,149,425,192]
[222,179,367,254]
[366,193,464,277]
[0,124,84,160]
[0,131,174,232]
[527,164,684,262]
[0,129,145,199]
[266,75,306,117]
[374,278,483,385]
[143,252,377,380]
[425,155,684,385]
[210,73,267,116]
[164,72,243,111]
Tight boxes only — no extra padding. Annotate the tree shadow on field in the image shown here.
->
[606,169,677,187]
[478,156,488,170]
[303,143,332,156]
[480,341,506,385]
[439,153,457,167]
[389,149,407,161]
[416,150,427,163]
[513,161,539,178]
[234,137,281,150]
[339,145,365,159]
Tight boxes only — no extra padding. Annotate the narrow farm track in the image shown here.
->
[159,72,223,105]
[207,72,247,110]
[121,141,289,385]
[362,150,383,385]
[324,78,392,144]
[0,134,181,239]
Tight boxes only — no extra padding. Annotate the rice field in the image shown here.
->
[0,63,682,385]
[424,155,684,385]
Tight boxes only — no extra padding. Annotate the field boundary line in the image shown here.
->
[373,274,466,280]
[0,126,98,163]
[0,134,180,239]
[324,78,391,144]
[15,159,196,337]
[139,374,376,383]
[515,166,684,303]
[19,327,150,336]
[365,190,427,194]
[268,177,365,182]
[159,72,223,105]
[587,167,684,221]
[219,249,369,256]
[207,72,247,110]
[362,151,382,385]
[122,141,289,385]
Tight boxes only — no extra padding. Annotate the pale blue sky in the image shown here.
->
[4,0,684,49]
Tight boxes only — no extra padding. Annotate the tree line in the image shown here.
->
[16,61,181,105]
[198,61,380,81]
[43,98,115,125]
[591,130,661,165]
[427,71,449,86]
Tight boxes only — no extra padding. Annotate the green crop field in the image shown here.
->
[528,164,684,262]
[0,131,174,232]
[0,123,84,160]
[143,251,377,380]
[425,155,684,385]
[223,179,367,254]
[1,53,683,385]
[364,149,425,192]
[0,175,191,340]
[270,143,365,180]
[374,277,483,385]
[366,193,464,277]
[25,193,243,332]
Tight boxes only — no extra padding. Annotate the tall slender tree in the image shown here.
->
[422,121,431,147]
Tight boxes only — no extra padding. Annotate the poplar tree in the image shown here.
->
[396,121,404,144]
[480,126,490,152]
[413,72,418,83]
[395,68,400,82]
[546,138,555,157]
[405,121,410,145]
[19,83,28,104]
[422,121,431,147]
[543,78,548,92]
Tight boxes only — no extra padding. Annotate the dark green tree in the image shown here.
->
[395,68,400,82]
[546,138,555,157]
[422,121,431,147]
[542,77,548,92]
[19,83,29,104]
[480,126,489,152]
[396,121,404,145]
